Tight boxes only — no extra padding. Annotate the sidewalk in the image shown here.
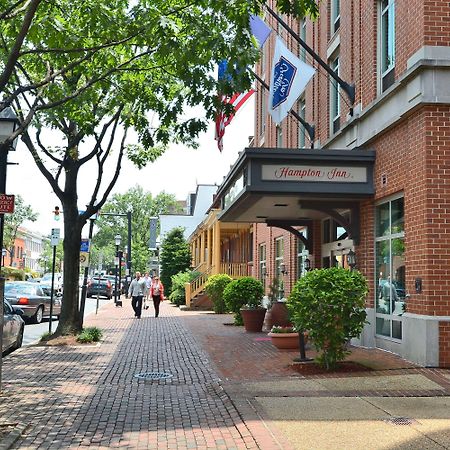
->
[0,299,449,449]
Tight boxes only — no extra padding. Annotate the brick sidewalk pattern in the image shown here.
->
[1,300,449,449]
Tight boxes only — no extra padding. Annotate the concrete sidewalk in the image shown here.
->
[0,299,449,449]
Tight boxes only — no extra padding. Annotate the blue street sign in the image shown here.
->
[80,239,90,252]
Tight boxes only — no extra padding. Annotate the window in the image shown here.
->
[375,196,405,340]
[298,18,307,61]
[296,231,308,279]
[331,0,340,35]
[260,89,267,141]
[297,97,306,148]
[329,54,340,134]
[259,244,266,289]
[276,125,283,147]
[274,237,284,278]
[380,0,395,91]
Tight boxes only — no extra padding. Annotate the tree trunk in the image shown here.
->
[54,162,85,336]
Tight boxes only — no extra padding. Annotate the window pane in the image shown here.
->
[391,197,404,233]
[392,320,402,339]
[376,241,391,314]
[376,202,390,236]
[376,317,391,337]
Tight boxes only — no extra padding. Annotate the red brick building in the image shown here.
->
[213,0,450,366]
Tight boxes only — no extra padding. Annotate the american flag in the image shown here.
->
[214,89,254,152]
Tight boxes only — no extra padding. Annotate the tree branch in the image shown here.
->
[0,0,42,92]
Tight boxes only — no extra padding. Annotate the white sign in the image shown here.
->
[262,165,367,183]
[51,228,60,246]
[79,252,89,267]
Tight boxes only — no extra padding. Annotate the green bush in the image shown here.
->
[223,276,264,325]
[169,270,201,306]
[77,327,103,343]
[204,274,233,314]
[1,266,26,280]
[287,267,368,370]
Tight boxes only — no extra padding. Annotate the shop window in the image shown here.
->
[380,0,395,92]
[375,196,405,340]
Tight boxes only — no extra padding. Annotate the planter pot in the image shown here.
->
[240,308,267,332]
[269,301,291,327]
[268,332,300,350]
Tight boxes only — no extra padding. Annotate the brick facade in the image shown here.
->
[251,1,450,366]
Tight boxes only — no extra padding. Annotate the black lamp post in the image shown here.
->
[114,234,121,306]
[0,106,19,392]
[347,249,357,271]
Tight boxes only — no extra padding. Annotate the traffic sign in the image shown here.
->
[79,252,89,267]
[0,194,15,214]
[51,228,60,246]
[80,239,90,252]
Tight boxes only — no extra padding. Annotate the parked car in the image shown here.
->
[87,277,113,299]
[40,272,63,295]
[2,299,25,355]
[104,275,122,296]
[4,281,62,324]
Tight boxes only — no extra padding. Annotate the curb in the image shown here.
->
[0,422,28,450]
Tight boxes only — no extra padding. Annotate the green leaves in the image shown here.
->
[288,267,368,370]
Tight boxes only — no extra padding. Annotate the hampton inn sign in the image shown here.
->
[262,165,368,183]
[212,147,375,245]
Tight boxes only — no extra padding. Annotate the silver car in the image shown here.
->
[4,281,62,324]
[2,299,25,355]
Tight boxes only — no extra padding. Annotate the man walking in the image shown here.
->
[128,271,146,318]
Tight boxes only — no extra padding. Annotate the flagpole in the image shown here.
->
[250,69,315,148]
[264,5,355,114]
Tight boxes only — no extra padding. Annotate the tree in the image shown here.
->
[160,227,191,295]
[93,187,182,273]
[39,238,64,274]
[0,1,320,336]
[3,194,37,266]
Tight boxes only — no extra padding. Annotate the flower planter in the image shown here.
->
[240,308,267,332]
[268,332,300,350]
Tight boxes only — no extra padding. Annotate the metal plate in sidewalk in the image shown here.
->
[134,372,173,382]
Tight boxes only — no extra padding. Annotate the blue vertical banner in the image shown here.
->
[149,217,158,251]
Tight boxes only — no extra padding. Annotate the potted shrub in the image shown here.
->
[268,325,300,350]
[287,266,368,370]
[204,274,233,314]
[223,276,265,331]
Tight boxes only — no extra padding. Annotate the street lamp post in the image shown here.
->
[0,106,19,392]
[114,234,121,307]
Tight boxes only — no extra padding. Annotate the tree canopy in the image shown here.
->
[0,0,321,335]
[92,186,182,273]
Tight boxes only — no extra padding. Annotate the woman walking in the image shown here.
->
[150,276,164,317]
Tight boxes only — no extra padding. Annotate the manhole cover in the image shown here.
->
[134,372,173,381]
[385,417,416,426]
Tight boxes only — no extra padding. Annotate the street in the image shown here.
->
[22,295,111,346]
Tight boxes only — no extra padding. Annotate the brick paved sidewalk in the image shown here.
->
[1,300,449,450]
[0,300,282,449]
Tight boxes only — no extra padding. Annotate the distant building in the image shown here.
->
[159,184,218,241]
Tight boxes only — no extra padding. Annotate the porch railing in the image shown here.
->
[185,262,250,307]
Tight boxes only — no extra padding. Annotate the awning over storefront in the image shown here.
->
[213,147,375,247]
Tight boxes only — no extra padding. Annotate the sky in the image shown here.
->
[7,97,255,237]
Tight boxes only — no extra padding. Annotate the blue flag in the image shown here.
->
[249,15,272,48]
